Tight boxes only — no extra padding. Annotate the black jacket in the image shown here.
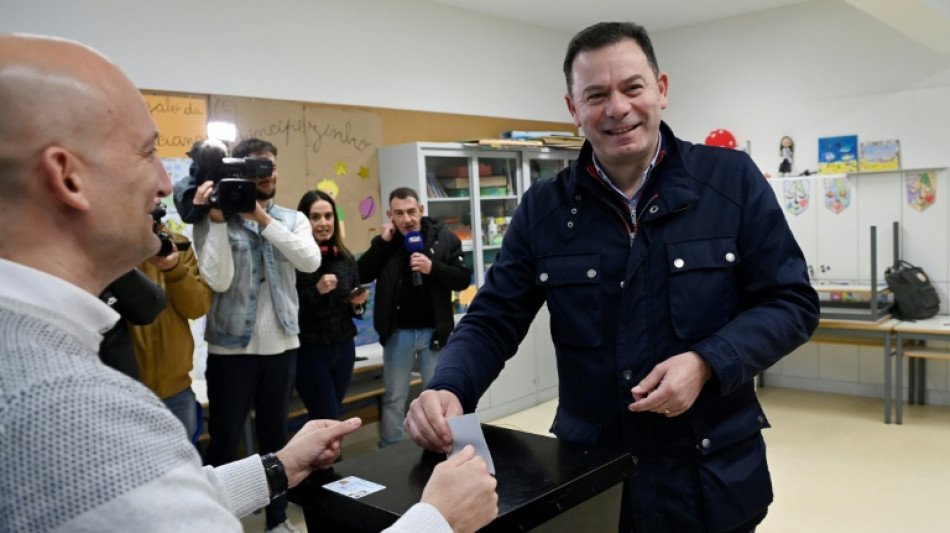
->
[296,247,361,345]
[357,217,470,348]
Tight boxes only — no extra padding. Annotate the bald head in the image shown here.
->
[0,34,170,295]
[0,35,137,199]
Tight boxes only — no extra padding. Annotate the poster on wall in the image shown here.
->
[823,177,852,214]
[859,140,900,171]
[906,171,937,212]
[818,135,859,174]
[143,93,208,159]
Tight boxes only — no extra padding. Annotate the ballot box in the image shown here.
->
[289,424,631,532]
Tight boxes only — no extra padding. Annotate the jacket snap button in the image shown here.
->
[620,281,625,288]
[539,273,549,282]
[649,205,659,214]
[587,269,597,278]
[575,194,582,200]
[673,258,685,269]
[567,221,574,228]
[701,438,711,450]
[622,369,633,380]
[758,415,765,424]
[725,252,736,263]
[571,208,577,214]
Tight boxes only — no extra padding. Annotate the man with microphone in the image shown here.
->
[358,187,471,447]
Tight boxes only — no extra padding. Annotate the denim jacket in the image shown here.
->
[198,205,302,348]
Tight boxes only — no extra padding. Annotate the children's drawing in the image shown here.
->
[907,172,936,212]
[783,179,809,216]
[823,177,851,214]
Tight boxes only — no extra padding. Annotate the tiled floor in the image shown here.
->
[244,387,950,532]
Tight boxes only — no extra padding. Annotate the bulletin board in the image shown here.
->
[209,95,382,252]
[144,89,575,253]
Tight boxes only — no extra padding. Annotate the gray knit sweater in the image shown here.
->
[0,291,452,532]
[0,296,267,532]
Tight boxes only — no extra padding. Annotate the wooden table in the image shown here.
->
[808,316,901,423]
[894,317,950,424]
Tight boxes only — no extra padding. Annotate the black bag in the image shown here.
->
[885,260,940,320]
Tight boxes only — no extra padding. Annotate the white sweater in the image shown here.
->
[0,259,450,532]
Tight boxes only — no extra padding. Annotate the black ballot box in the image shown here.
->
[289,424,631,532]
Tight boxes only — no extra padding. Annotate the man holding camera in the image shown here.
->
[357,187,471,448]
[186,138,321,533]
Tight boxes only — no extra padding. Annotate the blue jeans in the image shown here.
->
[296,339,356,420]
[379,328,439,447]
[163,386,197,442]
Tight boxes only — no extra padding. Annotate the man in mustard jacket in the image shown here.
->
[129,227,212,440]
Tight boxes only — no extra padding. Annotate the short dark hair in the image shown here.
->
[231,137,277,158]
[389,187,420,204]
[562,22,659,96]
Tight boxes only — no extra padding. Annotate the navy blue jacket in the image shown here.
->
[427,123,819,532]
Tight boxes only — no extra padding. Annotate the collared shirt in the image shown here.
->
[0,258,118,338]
[592,131,664,211]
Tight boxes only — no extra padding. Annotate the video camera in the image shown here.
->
[151,205,175,257]
[188,139,273,213]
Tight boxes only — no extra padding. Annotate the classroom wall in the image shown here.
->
[1,0,571,123]
[652,0,950,405]
[9,0,950,404]
[654,0,950,174]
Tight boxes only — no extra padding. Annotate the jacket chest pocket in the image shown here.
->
[666,237,740,339]
[537,252,602,347]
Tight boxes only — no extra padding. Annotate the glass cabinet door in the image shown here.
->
[423,154,476,313]
[527,153,575,189]
[476,155,519,283]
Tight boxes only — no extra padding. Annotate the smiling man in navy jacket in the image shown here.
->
[405,21,819,533]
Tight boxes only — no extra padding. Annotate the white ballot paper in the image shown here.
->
[447,412,496,475]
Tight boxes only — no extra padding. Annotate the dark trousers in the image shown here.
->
[205,350,296,529]
[295,339,356,420]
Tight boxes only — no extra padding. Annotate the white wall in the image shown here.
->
[654,0,950,174]
[0,0,571,122]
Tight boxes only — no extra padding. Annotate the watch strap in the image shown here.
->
[261,453,288,500]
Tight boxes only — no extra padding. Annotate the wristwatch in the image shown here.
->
[261,453,288,500]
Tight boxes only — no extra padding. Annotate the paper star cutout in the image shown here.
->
[358,166,371,180]
[334,162,347,175]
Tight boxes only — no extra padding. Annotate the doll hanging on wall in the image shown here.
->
[779,136,794,176]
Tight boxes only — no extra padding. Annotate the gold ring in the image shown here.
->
[664,409,671,415]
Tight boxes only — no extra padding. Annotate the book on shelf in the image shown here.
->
[501,130,574,140]
[440,177,470,189]
[477,175,509,187]
[462,138,544,147]
[479,186,508,197]
[437,163,491,179]
[426,170,447,198]
[541,135,585,148]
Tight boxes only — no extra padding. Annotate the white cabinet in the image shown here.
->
[378,142,574,420]
[770,167,949,316]
[771,174,859,283]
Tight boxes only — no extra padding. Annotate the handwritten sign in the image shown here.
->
[143,94,208,158]
[209,96,382,252]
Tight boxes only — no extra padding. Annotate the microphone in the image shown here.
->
[404,230,424,286]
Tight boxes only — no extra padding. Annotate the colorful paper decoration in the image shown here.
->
[907,172,937,212]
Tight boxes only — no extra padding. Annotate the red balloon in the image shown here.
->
[705,129,737,149]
